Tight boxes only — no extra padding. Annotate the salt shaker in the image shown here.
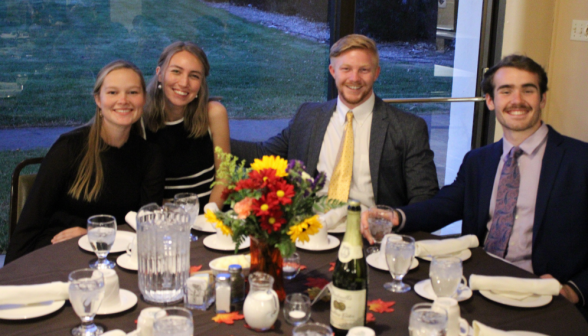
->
[229,264,245,311]
[215,273,231,313]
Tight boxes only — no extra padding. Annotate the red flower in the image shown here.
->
[252,193,279,217]
[249,169,279,189]
[221,187,235,200]
[260,210,286,233]
[235,177,258,191]
[269,180,295,205]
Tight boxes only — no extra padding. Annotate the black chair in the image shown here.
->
[9,157,44,239]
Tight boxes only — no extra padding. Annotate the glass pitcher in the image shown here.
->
[243,272,279,331]
[136,203,191,304]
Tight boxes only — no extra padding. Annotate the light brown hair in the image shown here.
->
[329,34,379,67]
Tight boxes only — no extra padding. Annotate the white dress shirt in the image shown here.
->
[316,93,376,209]
[486,123,549,273]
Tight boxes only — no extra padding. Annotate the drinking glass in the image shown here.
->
[87,215,117,269]
[367,205,395,244]
[174,192,200,242]
[408,303,448,336]
[384,234,415,293]
[283,252,301,280]
[292,322,333,336]
[68,269,105,336]
[153,307,194,336]
[283,293,311,326]
[429,256,464,298]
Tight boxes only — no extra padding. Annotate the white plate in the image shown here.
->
[328,223,346,233]
[127,331,138,336]
[0,300,65,320]
[509,332,550,336]
[414,279,473,302]
[366,252,418,271]
[117,253,137,271]
[479,290,552,308]
[96,289,138,315]
[78,231,136,254]
[203,235,250,251]
[193,214,216,233]
[417,248,472,262]
[296,235,341,251]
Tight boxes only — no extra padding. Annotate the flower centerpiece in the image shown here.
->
[205,148,343,301]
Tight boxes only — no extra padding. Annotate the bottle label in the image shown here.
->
[330,286,366,330]
[338,242,364,263]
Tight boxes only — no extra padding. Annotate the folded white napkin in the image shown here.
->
[415,235,479,258]
[318,204,369,230]
[204,202,219,213]
[469,274,561,300]
[101,330,127,336]
[125,211,137,231]
[0,281,69,305]
[473,321,511,336]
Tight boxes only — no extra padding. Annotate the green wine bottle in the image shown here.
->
[330,200,368,335]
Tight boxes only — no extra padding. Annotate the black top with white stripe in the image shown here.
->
[146,119,215,212]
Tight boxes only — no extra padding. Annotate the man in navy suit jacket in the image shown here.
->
[362,55,588,312]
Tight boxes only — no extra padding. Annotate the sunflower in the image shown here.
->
[287,215,322,243]
[205,209,233,236]
[251,155,288,177]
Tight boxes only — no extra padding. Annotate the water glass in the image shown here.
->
[68,269,105,336]
[292,322,333,336]
[153,307,194,336]
[384,234,415,293]
[283,252,301,280]
[87,214,117,269]
[409,303,448,336]
[283,293,311,326]
[367,205,395,244]
[430,256,465,298]
[174,192,200,242]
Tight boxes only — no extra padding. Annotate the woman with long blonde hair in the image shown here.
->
[6,60,164,264]
[144,41,229,211]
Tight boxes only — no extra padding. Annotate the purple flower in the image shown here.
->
[312,172,326,191]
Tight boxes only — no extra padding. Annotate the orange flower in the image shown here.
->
[234,197,254,219]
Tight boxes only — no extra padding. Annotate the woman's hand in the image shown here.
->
[51,227,88,244]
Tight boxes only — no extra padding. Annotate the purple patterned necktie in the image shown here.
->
[485,146,524,258]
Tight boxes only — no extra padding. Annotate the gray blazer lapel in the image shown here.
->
[369,98,390,202]
[306,100,336,175]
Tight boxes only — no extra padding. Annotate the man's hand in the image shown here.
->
[51,227,87,244]
[360,209,400,245]
[540,274,579,304]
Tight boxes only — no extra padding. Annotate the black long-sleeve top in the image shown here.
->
[5,126,165,264]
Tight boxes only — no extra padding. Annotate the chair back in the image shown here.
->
[9,157,44,239]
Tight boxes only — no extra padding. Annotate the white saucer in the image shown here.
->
[366,252,418,271]
[0,300,65,320]
[509,332,550,336]
[418,248,472,262]
[97,289,138,315]
[192,214,216,233]
[328,223,346,233]
[79,231,136,254]
[459,318,471,336]
[117,253,137,271]
[127,330,138,336]
[414,279,473,302]
[296,235,341,251]
[203,235,250,251]
[479,290,552,308]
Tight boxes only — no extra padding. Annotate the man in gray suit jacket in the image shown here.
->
[232,34,438,210]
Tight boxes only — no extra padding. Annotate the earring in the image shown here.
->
[195,94,198,99]
[157,83,162,89]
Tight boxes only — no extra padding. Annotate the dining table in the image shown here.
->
[1,227,587,336]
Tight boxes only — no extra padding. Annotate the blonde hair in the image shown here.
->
[144,41,211,138]
[329,34,379,67]
[68,60,146,202]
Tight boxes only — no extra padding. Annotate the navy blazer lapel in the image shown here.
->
[477,140,503,234]
[306,100,336,175]
[369,97,389,202]
[533,126,565,245]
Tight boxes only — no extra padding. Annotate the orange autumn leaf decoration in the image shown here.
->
[300,264,307,270]
[305,277,330,289]
[329,262,336,271]
[368,299,396,313]
[190,265,202,275]
[212,312,244,325]
[366,312,376,323]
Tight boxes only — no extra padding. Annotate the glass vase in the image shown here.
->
[249,236,286,301]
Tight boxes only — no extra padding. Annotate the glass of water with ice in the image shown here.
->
[68,268,105,336]
[87,214,117,269]
[174,192,200,242]
[408,303,447,336]
[384,234,415,293]
[367,205,395,245]
[153,307,194,336]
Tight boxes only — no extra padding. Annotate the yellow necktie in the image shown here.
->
[328,111,354,202]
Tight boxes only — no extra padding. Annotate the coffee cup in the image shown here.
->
[433,297,462,336]
[304,223,329,249]
[127,237,138,266]
[137,307,164,336]
[98,269,121,309]
[215,226,234,247]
